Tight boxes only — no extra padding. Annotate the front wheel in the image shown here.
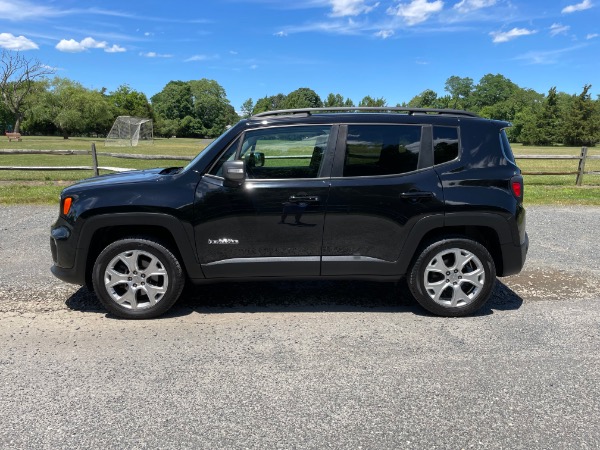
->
[408,238,496,317]
[92,237,185,319]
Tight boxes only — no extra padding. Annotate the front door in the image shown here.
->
[193,124,335,278]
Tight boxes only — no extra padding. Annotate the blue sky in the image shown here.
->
[0,0,598,110]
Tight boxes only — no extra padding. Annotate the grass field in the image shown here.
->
[0,136,598,205]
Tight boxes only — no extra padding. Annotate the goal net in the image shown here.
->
[105,116,153,147]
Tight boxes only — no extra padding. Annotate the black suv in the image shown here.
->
[51,107,528,319]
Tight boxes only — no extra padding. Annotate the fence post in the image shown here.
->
[91,142,99,176]
[575,147,588,186]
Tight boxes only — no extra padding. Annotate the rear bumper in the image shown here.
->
[499,232,529,277]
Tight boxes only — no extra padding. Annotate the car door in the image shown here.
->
[321,123,445,276]
[193,124,336,278]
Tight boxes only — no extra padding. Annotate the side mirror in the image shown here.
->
[245,152,265,168]
[222,160,245,184]
[253,152,265,167]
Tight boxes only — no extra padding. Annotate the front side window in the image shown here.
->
[343,125,421,177]
[239,126,331,179]
[433,126,459,165]
[208,126,331,180]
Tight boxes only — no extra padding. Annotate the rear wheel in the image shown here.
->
[408,238,496,317]
[92,237,185,319]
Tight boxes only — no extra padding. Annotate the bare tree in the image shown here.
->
[0,50,54,133]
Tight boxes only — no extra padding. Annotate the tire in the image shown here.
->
[92,237,185,319]
[408,238,496,317]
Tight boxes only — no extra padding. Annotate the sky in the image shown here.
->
[0,0,598,110]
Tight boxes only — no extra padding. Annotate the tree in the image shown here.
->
[0,50,54,132]
[252,94,287,114]
[35,77,113,138]
[563,84,599,146]
[444,76,474,109]
[151,81,193,121]
[151,79,238,138]
[471,74,518,112]
[108,84,153,119]
[407,90,438,108]
[240,98,254,118]
[324,93,345,107]
[358,96,386,107]
[283,87,322,109]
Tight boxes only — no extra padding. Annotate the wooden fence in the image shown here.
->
[1,144,599,186]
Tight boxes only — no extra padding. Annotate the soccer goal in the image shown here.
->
[105,116,153,147]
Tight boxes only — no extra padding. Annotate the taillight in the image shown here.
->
[511,176,523,199]
[62,197,73,215]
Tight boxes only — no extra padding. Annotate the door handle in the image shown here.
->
[400,191,434,200]
[289,195,320,203]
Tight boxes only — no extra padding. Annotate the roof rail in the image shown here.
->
[252,107,479,118]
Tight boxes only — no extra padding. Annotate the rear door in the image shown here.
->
[322,123,445,276]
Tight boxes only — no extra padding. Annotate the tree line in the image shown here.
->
[1,51,598,145]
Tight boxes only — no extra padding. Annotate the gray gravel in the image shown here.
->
[1,205,599,449]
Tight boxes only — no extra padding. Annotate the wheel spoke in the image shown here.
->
[143,284,167,305]
[461,268,485,289]
[451,286,471,307]
[104,268,130,288]
[115,287,138,309]
[145,256,167,277]
[454,249,474,271]
[427,280,450,302]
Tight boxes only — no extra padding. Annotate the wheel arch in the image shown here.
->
[78,213,205,287]
[397,212,513,276]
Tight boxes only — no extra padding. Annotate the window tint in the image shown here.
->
[239,126,331,179]
[433,126,459,165]
[343,125,421,177]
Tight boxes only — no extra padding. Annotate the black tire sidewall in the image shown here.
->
[92,238,184,319]
[408,238,496,317]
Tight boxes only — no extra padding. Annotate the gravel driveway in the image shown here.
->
[1,205,599,449]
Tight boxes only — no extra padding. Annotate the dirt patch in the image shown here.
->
[502,268,599,302]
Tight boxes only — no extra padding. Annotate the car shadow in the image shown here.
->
[65,279,523,319]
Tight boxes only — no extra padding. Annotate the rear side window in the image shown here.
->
[344,125,421,177]
[433,126,459,165]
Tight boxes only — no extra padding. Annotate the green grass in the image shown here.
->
[1,138,599,205]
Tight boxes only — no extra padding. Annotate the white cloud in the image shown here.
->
[490,27,537,43]
[330,0,379,16]
[56,37,125,53]
[587,33,599,39]
[184,54,218,62]
[140,51,172,58]
[80,37,107,49]
[105,44,126,53]
[562,0,593,13]
[375,29,394,38]
[56,39,87,52]
[388,0,444,26]
[549,23,570,36]
[274,31,288,37]
[0,32,38,50]
[0,0,65,21]
[453,0,496,13]
[250,64,258,69]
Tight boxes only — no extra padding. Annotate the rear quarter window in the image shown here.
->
[433,126,459,165]
[499,129,516,164]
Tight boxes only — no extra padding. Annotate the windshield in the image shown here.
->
[180,130,233,174]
